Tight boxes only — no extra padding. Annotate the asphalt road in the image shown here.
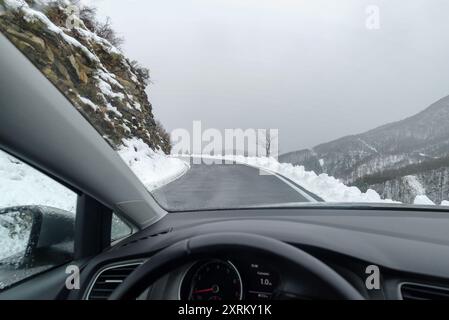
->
[152,158,322,211]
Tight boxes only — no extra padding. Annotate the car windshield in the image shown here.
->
[1,0,449,212]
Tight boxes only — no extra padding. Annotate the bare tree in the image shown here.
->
[259,130,278,157]
[54,1,123,48]
[79,5,97,32]
[155,120,171,154]
[95,17,124,48]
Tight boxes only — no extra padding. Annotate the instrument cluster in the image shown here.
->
[179,258,280,300]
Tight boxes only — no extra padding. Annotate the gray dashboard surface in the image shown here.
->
[99,208,449,281]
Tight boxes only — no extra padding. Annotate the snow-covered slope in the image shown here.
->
[0,151,77,212]
[119,138,189,191]
[0,150,76,263]
[280,95,449,204]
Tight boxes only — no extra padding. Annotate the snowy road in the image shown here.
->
[152,157,322,211]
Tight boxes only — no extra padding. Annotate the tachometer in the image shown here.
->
[187,260,243,301]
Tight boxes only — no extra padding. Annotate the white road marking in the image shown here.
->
[255,166,318,203]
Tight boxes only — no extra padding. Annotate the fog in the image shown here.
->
[85,0,449,153]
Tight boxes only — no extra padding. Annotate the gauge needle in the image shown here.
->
[193,288,214,294]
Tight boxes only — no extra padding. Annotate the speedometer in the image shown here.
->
[186,260,243,301]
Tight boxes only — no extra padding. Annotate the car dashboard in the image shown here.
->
[78,206,449,300]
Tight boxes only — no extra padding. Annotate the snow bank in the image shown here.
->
[0,151,77,212]
[413,195,435,205]
[0,151,76,261]
[119,138,189,191]
[441,200,449,206]
[195,155,398,203]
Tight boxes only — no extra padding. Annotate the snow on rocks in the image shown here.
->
[3,0,100,63]
[106,103,123,117]
[75,27,121,56]
[2,0,170,151]
[96,76,126,100]
[98,69,124,90]
[77,95,98,111]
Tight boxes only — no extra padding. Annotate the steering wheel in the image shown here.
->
[109,233,364,300]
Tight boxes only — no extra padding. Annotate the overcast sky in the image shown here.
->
[86,0,449,153]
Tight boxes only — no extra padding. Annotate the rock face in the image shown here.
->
[279,95,449,204]
[0,0,171,153]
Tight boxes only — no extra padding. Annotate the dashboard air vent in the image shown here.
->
[86,262,142,300]
[401,283,449,300]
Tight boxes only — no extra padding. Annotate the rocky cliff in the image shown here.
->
[0,0,171,153]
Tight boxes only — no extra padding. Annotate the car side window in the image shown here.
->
[111,214,133,242]
[0,149,77,290]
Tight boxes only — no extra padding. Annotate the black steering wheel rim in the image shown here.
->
[109,232,364,300]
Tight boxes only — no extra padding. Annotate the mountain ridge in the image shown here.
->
[279,94,449,204]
